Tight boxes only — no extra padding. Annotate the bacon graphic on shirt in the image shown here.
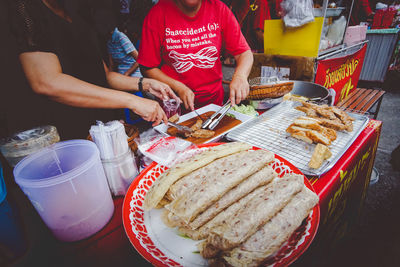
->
[169,46,218,73]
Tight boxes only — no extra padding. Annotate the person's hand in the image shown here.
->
[229,74,249,105]
[130,97,168,126]
[142,78,181,103]
[176,84,195,111]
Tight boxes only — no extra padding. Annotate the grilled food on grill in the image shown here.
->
[308,144,332,169]
[287,102,353,169]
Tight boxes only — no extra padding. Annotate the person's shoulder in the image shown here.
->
[207,0,229,9]
[147,0,170,15]
[206,0,231,15]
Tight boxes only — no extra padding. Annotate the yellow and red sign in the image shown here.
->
[315,44,367,104]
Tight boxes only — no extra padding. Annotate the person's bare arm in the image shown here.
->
[142,67,195,111]
[19,51,168,126]
[104,62,180,102]
[230,50,253,105]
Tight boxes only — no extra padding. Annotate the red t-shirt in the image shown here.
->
[138,0,250,108]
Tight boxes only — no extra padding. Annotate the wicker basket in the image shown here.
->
[247,77,294,100]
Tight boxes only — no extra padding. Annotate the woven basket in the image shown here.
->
[247,77,294,100]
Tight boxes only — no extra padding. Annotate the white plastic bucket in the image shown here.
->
[13,140,114,242]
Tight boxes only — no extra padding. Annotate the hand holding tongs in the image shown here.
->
[201,101,232,130]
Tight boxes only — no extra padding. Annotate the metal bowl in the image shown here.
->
[290,81,330,102]
[249,96,284,110]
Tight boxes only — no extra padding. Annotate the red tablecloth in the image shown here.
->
[310,119,381,246]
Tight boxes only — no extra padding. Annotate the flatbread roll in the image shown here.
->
[189,166,277,230]
[162,164,276,229]
[165,149,274,224]
[143,142,252,210]
[222,186,319,267]
[206,173,304,252]
[178,186,267,241]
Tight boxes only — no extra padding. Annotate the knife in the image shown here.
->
[167,121,193,133]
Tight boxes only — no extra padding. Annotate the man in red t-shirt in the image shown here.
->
[137,0,253,111]
[231,0,271,52]
[350,0,375,25]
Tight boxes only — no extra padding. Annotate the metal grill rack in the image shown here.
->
[226,101,370,177]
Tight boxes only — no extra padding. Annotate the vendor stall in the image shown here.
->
[1,102,382,266]
[260,0,369,104]
[0,1,386,266]
[359,28,400,83]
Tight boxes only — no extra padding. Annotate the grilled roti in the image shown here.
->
[222,186,319,267]
[189,166,277,230]
[143,142,252,210]
[179,186,267,241]
[165,149,274,224]
[205,173,304,252]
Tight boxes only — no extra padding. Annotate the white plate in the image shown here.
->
[154,104,254,143]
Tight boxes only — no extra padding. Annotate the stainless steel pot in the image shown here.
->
[290,81,332,104]
[248,80,333,109]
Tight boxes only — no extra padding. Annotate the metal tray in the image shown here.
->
[154,103,254,144]
[226,101,370,177]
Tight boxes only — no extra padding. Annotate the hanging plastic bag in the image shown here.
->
[281,0,314,28]
[326,16,347,46]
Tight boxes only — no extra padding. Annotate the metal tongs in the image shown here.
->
[201,100,232,130]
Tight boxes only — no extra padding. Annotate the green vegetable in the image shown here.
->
[178,232,191,239]
[231,104,258,117]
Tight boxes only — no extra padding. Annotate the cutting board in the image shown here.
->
[166,111,242,144]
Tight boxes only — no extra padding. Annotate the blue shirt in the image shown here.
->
[107,28,142,77]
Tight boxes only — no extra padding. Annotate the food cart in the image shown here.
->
[1,100,382,267]
[0,1,384,266]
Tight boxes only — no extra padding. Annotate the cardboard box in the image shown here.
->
[344,25,367,46]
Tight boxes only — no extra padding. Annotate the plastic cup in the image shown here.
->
[101,150,139,196]
[13,140,114,242]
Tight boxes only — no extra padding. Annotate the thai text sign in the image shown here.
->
[315,44,367,104]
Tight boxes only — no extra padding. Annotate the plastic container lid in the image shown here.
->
[13,140,100,188]
[0,126,60,167]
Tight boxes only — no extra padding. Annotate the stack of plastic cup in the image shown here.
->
[89,121,139,196]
